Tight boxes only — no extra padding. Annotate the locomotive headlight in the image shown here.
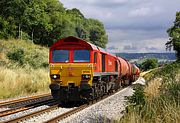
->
[53,75,57,78]
[50,74,60,79]
[82,74,91,79]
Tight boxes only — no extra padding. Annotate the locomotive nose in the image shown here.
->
[50,64,93,87]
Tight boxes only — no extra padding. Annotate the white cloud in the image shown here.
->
[128,7,162,17]
[128,7,151,17]
[107,38,168,53]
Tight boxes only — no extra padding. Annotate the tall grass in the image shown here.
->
[0,66,50,99]
[120,62,180,123]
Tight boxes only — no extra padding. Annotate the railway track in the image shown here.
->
[0,93,51,108]
[0,98,56,117]
[3,104,59,123]
[0,93,54,119]
[2,88,124,123]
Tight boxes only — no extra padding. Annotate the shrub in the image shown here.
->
[7,47,25,65]
[141,58,158,71]
[127,84,145,106]
[125,84,146,115]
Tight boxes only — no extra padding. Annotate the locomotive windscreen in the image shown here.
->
[74,50,90,62]
[52,50,69,62]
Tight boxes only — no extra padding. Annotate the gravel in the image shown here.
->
[21,107,74,123]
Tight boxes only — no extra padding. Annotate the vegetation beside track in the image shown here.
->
[0,39,50,99]
[119,62,180,123]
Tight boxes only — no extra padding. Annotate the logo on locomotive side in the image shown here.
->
[108,60,112,65]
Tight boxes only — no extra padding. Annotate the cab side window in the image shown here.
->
[115,61,118,72]
[94,52,97,63]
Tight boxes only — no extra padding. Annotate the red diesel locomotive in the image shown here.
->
[49,36,140,103]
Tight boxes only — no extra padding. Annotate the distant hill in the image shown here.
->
[116,53,176,61]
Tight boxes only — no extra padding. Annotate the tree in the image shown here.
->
[87,19,108,48]
[66,8,84,18]
[22,0,53,43]
[141,58,158,71]
[166,12,180,61]
[0,0,108,48]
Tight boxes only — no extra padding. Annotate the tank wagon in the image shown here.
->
[49,36,140,103]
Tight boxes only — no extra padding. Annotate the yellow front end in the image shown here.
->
[50,63,93,87]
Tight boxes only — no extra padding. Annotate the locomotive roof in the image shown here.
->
[50,36,116,57]
[50,36,98,50]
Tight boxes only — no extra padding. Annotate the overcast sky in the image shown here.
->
[60,0,179,53]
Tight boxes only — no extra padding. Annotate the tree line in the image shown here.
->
[166,11,180,61]
[0,0,108,48]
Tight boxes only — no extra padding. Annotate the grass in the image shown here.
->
[0,66,50,99]
[0,39,50,99]
[144,77,162,100]
[119,62,180,123]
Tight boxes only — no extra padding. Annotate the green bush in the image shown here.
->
[125,84,145,115]
[127,84,145,106]
[7,47,25,64]
[141,58,158,71]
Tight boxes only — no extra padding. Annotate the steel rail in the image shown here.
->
[0,99,55,117]
[0,93,51,108]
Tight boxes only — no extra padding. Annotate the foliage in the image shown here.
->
[166,12,180,61]
[140,58,158,71]
[0,16,16,39]
[127,84,145,107]
[0,0,108,48]
[7,47,25,65]
[125,84,145,116]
